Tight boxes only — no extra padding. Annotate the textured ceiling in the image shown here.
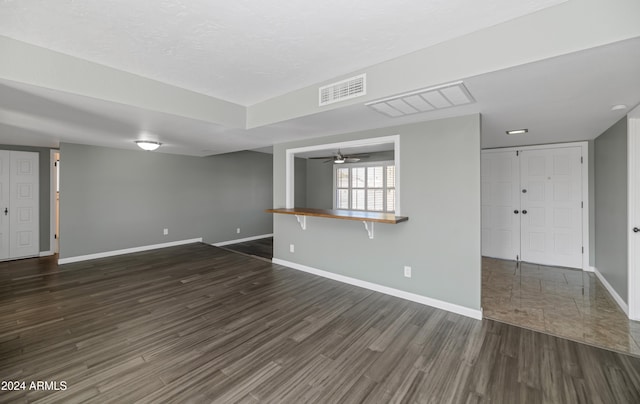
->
[0,0,565,105]
[1,36,638,156]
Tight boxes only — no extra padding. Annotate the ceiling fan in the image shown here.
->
[308,150,370,164]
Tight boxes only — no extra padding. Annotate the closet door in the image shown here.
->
[481,151,520,260]
[0,151,10,260]
[9,151,39,259]
[520,147,582,268]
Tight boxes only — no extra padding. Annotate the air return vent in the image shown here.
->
[366,81,475,117]
[319,74,366,106]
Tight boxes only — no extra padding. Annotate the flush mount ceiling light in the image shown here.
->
[135,140,162,151]
[506,129,528,135]
[365,81,475,118]
[611,104,628,111]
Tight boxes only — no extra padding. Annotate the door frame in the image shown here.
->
[49,149,59,256]
[482,141,590,270]
[628,110,640,320]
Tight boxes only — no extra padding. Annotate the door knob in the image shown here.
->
[3,208,6,215]
[522,189,527,193]
[522,210,528,214]
[514,210,519,214]
[634,227,640,233]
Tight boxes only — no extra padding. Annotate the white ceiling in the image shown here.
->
[0,1,638,157]
[1,35,638,156]
[0,0,565,105]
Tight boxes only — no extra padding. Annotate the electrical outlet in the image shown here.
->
[236,228,241,234]
[290,244,295,253]
[404,266,412,278]
[163,228,168,236]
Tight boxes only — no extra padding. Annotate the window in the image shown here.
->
[334,161,395,212]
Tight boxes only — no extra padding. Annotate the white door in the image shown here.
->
[0,151,10,260]
[9,151,39,259]
[520,147,583,268]
[481,151,520,260]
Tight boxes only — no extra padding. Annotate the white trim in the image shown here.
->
[39,250,54,257]
[212,233,273,247]
[285,135,401,215]
[585,266,596,273]
[273,258,483,320]
[58,238,203,264]
[50,149,60,255]
[628,111,640,320]
[580,142,590,271]
[483,141,588,153]
[592,266,629,316]
[482,141,590,270]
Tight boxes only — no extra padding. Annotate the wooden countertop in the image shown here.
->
[266,207,408,224]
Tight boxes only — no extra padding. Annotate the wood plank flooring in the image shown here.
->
[1,243,640,403]
[220,237,273,261]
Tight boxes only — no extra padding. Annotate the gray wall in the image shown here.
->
[294,157,307,208]
[59,143,273,259]
[0,144,53,252]
[594,117,628,302]
[304,159,334,209]
[273,115,482,311]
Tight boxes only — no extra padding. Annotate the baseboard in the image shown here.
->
[58,238,203,265]
[272,258,483,320]
[585,266,595,273]
[212,233,273,247]
[592,266,629,315]
[39,250,54,257]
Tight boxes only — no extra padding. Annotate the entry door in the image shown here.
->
[0,151,9,260]
[481,151,520,260]
[520,147,583,268]
[9,151,39,259]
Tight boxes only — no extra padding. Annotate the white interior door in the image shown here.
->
[9,151,39,259]
[520,147,583,268]
[481,151,520,260]
[0,151,10,260]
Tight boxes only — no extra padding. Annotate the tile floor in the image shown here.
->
[482,257,640,356]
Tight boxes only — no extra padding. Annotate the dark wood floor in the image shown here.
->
[1,244,640,403]
[221,237,273,261]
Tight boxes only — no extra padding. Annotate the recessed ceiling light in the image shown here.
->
[506,129,528,135]
[135,140,162,151]
[611,104,627,111]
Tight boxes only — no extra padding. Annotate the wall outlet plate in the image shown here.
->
[237,228,241,234]
[163,228,168,235]
[290,244,295,253]
[404,266,412,278]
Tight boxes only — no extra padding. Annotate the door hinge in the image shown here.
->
[54,161,58,167]
[581,201,584,208]
[516,151,519,156]
[582,246,584,254]
[54,234,57,239]
[581,156,583,164]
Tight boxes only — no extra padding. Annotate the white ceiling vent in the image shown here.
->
[366,81,475,117]
[319,74,366,106]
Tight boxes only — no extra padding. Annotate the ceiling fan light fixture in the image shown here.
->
[135,140,162,151]
[334,158,346,164]
[506,129,528,135]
